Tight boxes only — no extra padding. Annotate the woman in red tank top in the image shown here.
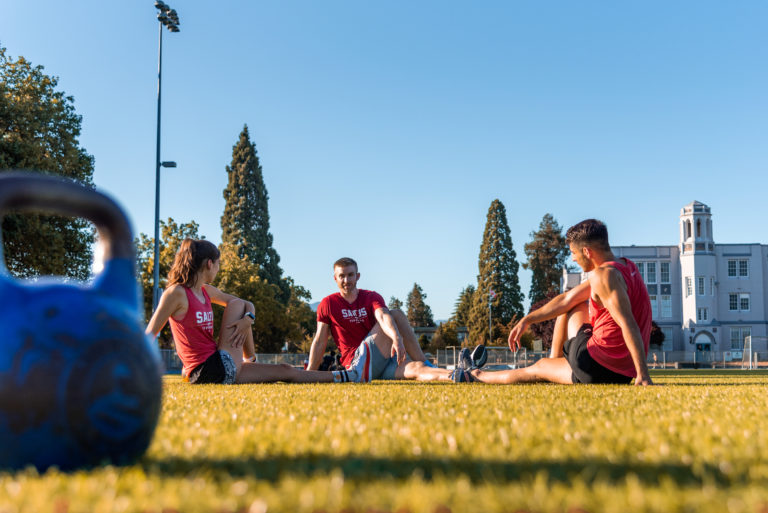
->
[145,239,357,384]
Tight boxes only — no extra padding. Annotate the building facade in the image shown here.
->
[562,201,768,356]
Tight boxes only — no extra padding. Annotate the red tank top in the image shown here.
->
[587,258,651,377]
[169,286,217,376]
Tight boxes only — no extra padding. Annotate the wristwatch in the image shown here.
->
[244,312,255,321]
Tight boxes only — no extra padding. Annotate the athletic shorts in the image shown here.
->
[349,333,399,380]
[188,350,237,385]
[563,324,633,384]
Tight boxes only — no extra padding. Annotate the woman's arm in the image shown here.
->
[203,284,254,313]
[203,284,255,348]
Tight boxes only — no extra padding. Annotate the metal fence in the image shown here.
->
[159,348,768,374]
[646,350,768,369]
[159,349,307,373]
[438,347,768,370]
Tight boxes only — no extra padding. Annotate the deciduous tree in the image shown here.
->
[0,47,94,279]
[527,291,559,352]
[429,321,459,353]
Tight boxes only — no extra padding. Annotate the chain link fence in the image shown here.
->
[159,348,768,373]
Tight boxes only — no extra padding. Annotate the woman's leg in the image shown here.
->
[217,301,336,384]
[235,362,335,384]
[471,357,574,384]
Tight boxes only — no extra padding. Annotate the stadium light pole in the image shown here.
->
[152,1,180,310]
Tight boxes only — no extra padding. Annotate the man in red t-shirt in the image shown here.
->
[465,219,653,386]
[307,257,451,382]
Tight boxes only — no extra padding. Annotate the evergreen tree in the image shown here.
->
[0,47,94,279]
[523,213,570,305]
[451,285,475,326]
[389,296,404,311]
[468,199,524,345]
[221,125,288,301]
[406,283,435,327]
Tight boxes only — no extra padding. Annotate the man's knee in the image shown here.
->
[389,308,407,324]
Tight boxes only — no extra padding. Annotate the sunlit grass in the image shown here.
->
[1,371,767,512]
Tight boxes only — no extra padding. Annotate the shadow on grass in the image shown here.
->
[140,454,736,487]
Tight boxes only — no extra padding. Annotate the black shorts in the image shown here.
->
[188,350,237,384]
[563,324,633,384]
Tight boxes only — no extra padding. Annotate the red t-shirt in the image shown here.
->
[169,286,217,376]
[317,289,387,366]
[587,258,651,377]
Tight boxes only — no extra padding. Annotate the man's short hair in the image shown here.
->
[333,257,358,271]
[566,219,611,251]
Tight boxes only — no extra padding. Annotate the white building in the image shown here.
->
[562,201,768,356]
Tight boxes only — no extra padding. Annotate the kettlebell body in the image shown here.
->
[0,172,162,471]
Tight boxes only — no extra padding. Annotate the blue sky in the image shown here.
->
[2,1,766,319]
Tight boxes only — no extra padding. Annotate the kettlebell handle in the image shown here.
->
[0,171,134,264]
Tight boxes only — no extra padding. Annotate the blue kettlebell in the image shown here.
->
[0,171,163,471]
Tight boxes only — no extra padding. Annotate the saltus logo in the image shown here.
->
[341,307,368,321]
[196,311,214,324]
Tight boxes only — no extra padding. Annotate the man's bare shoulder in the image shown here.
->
[590,264,625,291]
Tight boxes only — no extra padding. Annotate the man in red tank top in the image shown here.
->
[468,219,653,386]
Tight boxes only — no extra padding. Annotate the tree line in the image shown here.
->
[392,207,571,353]
[1,46,574,353]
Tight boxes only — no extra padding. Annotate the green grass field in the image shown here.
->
[1,370,767,513]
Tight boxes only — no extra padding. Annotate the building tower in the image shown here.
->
[679,201,719,352]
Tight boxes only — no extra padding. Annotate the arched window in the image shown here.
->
[696,219,701,237]
[686,220,692,239]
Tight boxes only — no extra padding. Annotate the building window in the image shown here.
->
[730,327,751,350]
[728,259,749,278]
[696,219,701,237]
[739,260,749,277]
[697,308,708,321]
[661,327,674,351]
[697,277,705,296]
[729,293,750,311]
[660,262,670,283]
[685,277,692,297]
[646,262,656,283]
[740,294,750,312]
[650,295,658,319]
[636,262,645,282]
[661,295,672,318]
[709,277,714,296]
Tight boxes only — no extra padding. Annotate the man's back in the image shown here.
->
[587,258,651,377]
